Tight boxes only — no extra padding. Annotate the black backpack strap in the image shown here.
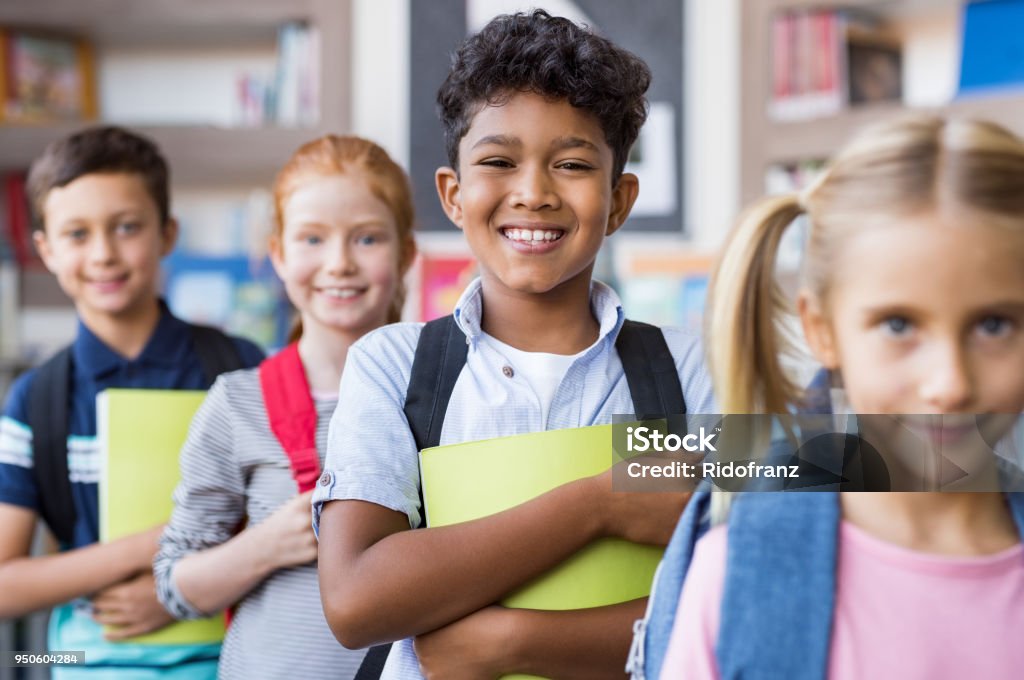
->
[28,347,76,545]
[403,315,469,452]
[615,320,687,419]
[353,644,392,680]
[187,323,245,386]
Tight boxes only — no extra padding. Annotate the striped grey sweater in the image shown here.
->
[154,368,366,679]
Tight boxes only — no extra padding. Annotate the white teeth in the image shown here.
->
[503,228,564,243]
[323,288,360,299]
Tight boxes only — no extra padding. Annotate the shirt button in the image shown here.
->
[319,472,331,486]
[502,365,514,378]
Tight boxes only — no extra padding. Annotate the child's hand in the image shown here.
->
[253,490,318,570]
[92,571,174,640]
[414,605,513,679]
[126,524,166,571]
[592,467,691,546]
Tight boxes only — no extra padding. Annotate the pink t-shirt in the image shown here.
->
[661,520,1024,679]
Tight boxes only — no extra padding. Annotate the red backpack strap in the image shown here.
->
[259,343,321,492]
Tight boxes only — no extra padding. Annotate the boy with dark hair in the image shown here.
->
[0,126,264,678]
[315,11,712,679]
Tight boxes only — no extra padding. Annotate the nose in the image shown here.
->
[510,164,559,211]
[89,231,117,265]
[326,239,357,276]
[918,341,974,412]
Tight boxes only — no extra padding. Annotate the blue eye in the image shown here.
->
[303,235,323,245]
[357,234,378,246]
[116,222,140,235]
[977,315,1012,337]
[881,316,912,336]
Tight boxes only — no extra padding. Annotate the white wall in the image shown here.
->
[350,0,410,168]
[684,0,739,249]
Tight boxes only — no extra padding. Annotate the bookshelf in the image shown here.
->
[740,0,1024,205]
[0,0,352,188]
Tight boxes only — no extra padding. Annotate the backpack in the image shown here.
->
[355,314,689,680]
[28,324,245,547]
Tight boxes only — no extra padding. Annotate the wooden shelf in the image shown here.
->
[0,0,317,47]
[0,124,330,186]
[0,0,351,186]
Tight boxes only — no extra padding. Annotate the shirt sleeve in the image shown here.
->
[663,328,717,414]
[154,374,248,620]
[660,524,728,680]
[311,325,423,535]
[0,370,40,511]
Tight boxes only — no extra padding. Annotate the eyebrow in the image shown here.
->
[471,134,520,150]
[550,136,600,153]
[469,135,601,153]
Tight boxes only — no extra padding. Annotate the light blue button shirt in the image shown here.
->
[312,278,714,679]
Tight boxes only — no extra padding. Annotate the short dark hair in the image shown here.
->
[26,126,170,231]
[437,10,651,182]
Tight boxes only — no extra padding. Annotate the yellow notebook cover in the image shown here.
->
[420,424,663,680]
[97,388,226,645]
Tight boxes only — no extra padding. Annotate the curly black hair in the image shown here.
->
[27,126,170,232]
[437,10,651,183]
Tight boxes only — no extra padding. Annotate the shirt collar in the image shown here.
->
[72,300,193,379]
[452,277,625,349]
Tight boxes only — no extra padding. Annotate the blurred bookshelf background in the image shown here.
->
[1,0,1024,407]
[1,0,1024,674]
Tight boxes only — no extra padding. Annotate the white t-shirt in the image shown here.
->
[479,332,586,426]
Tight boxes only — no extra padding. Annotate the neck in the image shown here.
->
[77,298,162,360]
[296,320,360,394]
[841,491,1018,555]
[479,272,600,355]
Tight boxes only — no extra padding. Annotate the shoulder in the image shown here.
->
[347,322,425,380]
[656,326,715,412]
[227,335,266,368]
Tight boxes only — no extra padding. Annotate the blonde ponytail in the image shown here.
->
[708,193,804,415]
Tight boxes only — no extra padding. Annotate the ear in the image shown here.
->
[606,172,640,237]
[398,234,418,276]
[268,234,286,279]
[32,229,58,274]
[159,218,179,256]
[435,166,465,231]
[798,289,839,369]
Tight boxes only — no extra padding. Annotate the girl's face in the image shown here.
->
[801,214,1024,457]
[272,174,402,341]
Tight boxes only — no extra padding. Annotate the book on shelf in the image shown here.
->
[769,9,901,121]
[958,0,1024,96]
[0,27,96,123]
[97,388,226,645]
[233,21,320,128]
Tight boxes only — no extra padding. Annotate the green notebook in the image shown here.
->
[97,388,226,645]
[420,424,663,680]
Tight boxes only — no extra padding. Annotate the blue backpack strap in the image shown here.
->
[1007,492,1024,537]
[716,492,840,680]
[635,489,711,679]
[28,347,76,546]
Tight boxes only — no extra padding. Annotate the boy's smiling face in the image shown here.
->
[33,172,176,327]
[436,91,638,298]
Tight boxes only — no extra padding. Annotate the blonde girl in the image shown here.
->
[153,136,416,679]
[657,116,1024,679]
